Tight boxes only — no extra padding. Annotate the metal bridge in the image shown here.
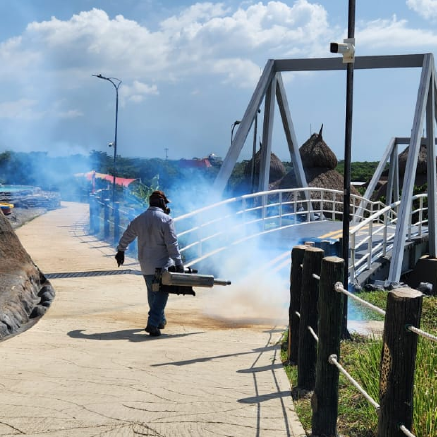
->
[208,52,437,285]
[173,187,429,286]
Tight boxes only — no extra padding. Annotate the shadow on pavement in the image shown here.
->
[68,328,203,342]
[238,390,291,403]
[237,363,284,373]
[151,344,277,367]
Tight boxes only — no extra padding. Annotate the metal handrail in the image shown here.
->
[90,188,428,280]
[348,193,428,280]
[172,188,383,267]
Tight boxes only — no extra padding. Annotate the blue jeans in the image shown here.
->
[143,275,169,328]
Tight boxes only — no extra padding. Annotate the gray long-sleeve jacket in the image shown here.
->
[117,206,183,275]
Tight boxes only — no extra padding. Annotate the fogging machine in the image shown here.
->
[152,266,231,296]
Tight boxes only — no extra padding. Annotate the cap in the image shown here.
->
[149,190,170,204]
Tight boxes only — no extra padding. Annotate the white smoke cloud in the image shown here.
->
[171,183,296,325]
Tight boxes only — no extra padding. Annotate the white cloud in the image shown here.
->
[57,109,84,118]
[211,58,262,88]
[407,0,437,21]
[357,15,437,49]
[123,80,159,104]
[0,2,337,91]
[0,99,43,119]
[2,1,437,161]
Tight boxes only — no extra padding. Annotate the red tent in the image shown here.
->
[75,171,137,189]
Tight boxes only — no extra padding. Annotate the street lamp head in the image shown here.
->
[93,73,122,88]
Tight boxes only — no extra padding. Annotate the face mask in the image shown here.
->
[150,196,170,214]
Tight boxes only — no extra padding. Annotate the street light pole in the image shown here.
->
[93,74,122,204]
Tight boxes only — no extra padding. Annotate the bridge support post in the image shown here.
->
[377,287,423,437]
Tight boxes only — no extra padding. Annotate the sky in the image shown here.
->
[1,0,437,164]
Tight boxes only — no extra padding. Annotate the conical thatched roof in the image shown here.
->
[398,143,428,175]
[243,148,286,183]
[271,166,359,195]
[299,125,338,170]
[372,143,433,200]
[270,128,359,215]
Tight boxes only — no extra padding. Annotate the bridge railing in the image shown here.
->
[349,193,428,281]
[87,188,428,281]
[172,187,383,267]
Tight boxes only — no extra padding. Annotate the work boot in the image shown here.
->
[158,320,167,329]
[145,325,161,337]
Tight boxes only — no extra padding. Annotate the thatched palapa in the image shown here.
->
[270,126,359,216]
[372,143,432,200]
[299,126,338,169]
[244,148,286,183]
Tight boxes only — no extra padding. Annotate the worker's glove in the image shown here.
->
[115,251,125,267]
[175,264,185,273]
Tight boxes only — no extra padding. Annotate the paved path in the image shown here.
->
[0,202,306,436]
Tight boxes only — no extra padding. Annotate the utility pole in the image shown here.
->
[329,0,356,338]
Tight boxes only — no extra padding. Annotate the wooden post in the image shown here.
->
[377,287,423,437]
[312,256,344,437]
[297,246,324,390]
[288,245,307,364]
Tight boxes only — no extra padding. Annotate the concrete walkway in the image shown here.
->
[0,202,306,436]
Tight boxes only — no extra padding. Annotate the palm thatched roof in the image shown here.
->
[398,143,428,175]
[271,166,359,194]
[243,148,286,183]
[269,127,359,214]
[372,143,432,200]
[299,125,338,170]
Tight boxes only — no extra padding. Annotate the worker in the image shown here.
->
[115,190,184,337]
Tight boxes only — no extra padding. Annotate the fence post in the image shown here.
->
[288,245,307,364]
[377,287,423,437]
[89,195,100,235]
[311,256,344,437]
[113,202,120,245]
[104,199,110,239]
[297,246,324,391]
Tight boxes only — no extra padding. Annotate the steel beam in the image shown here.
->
[212,59,276,195]
[258,75,277,191]
[389,54,433,282]
[276,73,309,191]
[274,54,425,72]
[354,137,396,222]
[426,65,436,256]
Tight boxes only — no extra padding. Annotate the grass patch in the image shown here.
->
[281,292,437,436]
